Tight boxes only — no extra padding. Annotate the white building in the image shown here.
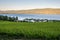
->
[23,18,48,22]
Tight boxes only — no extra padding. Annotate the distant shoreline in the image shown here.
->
[0,8,60,14]
[0,13,60,15]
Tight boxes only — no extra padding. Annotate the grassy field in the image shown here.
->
[0,21,60,39]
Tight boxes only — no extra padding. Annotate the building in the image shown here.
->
[22,18,48,22]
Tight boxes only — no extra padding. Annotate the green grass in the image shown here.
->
[0,21,60,39]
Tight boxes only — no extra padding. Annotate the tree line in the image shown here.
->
[0,15,18,22]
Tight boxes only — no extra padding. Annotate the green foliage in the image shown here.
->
[0,21,60,39]
[0,15,18,21]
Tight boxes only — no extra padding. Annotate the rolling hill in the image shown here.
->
[0,8,60,14]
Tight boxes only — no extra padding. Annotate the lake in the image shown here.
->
[0,13,60,20]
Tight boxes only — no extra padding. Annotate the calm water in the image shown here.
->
[0,13,60,20]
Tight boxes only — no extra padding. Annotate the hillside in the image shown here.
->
[0,8,60,14]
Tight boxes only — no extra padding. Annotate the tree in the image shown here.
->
[15,16,18,20]
[15,16,18,22]
[3,16,8,21]
[0,15,18,22]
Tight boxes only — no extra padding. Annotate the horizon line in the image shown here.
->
[0,8,60,11]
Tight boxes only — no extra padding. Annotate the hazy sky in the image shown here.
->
[0,0,60,10]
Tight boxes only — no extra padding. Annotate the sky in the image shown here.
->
[0,0,60,10]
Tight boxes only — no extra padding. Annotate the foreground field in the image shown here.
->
[0,21,60,39]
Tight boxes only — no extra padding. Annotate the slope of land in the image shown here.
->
[0,8,60,14]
